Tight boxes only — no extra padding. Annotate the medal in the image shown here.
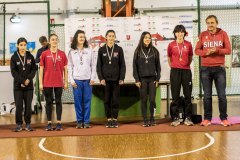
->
[78,49,84,65]
[106,44,114,65]
[17,52,26,71]
[141,48,151,64]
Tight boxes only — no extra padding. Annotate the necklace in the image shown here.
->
[17,52,26,70]
[141,48,151,63]
[177,41,184,61]
[50,50,58,70]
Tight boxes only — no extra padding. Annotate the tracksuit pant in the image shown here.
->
[170,68,192,119]
[104,81,120,119]
[73,80,92,124]
[14,90,33,125]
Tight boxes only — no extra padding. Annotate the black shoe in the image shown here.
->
[14,124,23,132]
[112,120,118,128]
[106,120,112,128]
[45,123,53,131]
[142,119,149,127]
[150,117,157,126]
[25,123,33,131]
[55,123,63,131]
[84,123,91,128]
[76,122,84,129]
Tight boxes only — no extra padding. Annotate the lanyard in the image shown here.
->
[106,44,114,64]
[17,52,26,70]
[78,49,84,65]
[50,50,58,70]
[177,42,184,61]
[141,48,151,63]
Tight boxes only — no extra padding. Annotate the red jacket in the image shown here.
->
[195,28,231,66]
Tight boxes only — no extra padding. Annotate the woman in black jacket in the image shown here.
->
[133,31,161,127]
[97,30,126,128]
[10,37,37,132]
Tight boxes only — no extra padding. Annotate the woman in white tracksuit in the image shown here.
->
[68,30,96,129]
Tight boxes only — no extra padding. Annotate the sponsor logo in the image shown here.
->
[126,35,131,40]
[113,52,118,57]
[17,62,20,65]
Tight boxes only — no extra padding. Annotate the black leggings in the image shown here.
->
[139,79,156,120]
[43,87,63,121]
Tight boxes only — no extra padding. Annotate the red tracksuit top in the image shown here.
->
[195,28,231,66]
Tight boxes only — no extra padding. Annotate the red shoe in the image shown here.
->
[201,120,211,126]
[221,120,231,127]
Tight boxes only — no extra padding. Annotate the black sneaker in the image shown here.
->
[150,117,157,126]
[112,120,118,128]
[76,122,84,129]
[45,123,53,131]
[142,119,149,127]
[184,117,194,126]
[106,120,112,128]
[14,124,22,132]
[25,123,33,131]
[84,123,91,128]
[55,123,63,131]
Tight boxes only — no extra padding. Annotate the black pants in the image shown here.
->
[104,81,120,119]
[139,78,156,120]
[170,68,192,118]
[14,90,33,125]
[43,87,63,121]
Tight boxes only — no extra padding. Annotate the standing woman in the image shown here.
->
[133,31,161,127]
[97,30,126,128]
[10,37,37,132]
[167,25,194,126]
[39,33,68,131]
[68,30,96,129]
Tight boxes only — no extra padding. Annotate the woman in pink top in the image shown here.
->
[167,25,194,127]
[39,33,68,131]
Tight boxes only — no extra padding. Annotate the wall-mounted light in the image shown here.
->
[10,14,21,23]
[10,8,21,23]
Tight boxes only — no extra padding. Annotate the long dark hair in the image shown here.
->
[71,30,88,49]
[17,37,27,51]
[134,31,155,58]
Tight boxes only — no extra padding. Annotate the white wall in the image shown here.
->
[5,14,48,58]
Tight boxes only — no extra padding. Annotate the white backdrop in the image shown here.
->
[65,15,194,82]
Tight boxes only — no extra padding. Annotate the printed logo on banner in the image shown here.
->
[179,21,193,24]
[78,19,85,21]
[179,15,192,18]
[126,35,131,40]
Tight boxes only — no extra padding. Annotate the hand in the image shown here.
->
[119,80,124,85]
[90,80,95,85]
[39,83,43,91]
[135,82,141,88]
[100,80,106,86]
[206,47,216,56]
[64,82,68,90]
[71,82,77,88]
[21,84,26,88]
[24,79,30,86]
[154,81,159,88]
